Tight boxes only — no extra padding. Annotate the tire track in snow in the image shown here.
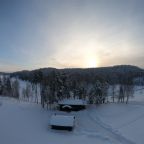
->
[87,110,136,144]
[118,112,144,129]
[74,110,136,144]
[73,111,113,144]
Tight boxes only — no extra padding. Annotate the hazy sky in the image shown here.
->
[0,0,144,72]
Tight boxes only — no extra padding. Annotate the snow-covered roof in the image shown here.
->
[50,114,75,127]
[58,99,87,106]
[62,105,72,109]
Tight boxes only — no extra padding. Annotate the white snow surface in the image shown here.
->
[58,98,87,105]
[0,86,144,144]
[50,114,75,127]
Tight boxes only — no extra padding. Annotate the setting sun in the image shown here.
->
[86,58,99,68]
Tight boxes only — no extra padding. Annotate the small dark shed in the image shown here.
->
[58,99,87,111]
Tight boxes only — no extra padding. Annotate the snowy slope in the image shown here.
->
[0,87,144,144]
[0,97,113,144]
[88,89,144,144]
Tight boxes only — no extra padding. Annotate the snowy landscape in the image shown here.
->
[0,80,144,144]
[1,0,144,144]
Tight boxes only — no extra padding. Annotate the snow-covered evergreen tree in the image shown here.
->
[11,79,19,98]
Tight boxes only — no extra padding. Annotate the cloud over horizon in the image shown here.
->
[0,0,144,72]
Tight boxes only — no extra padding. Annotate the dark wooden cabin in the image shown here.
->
[58,99,87,111]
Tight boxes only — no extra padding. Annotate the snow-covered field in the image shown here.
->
[0,87,144,144]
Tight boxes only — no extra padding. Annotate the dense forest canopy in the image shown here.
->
[10,65,144,85]
[0,65,144,107]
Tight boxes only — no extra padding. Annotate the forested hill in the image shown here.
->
[0,72,9,75]
[10,65,144,85]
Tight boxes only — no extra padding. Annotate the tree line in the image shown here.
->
[0,65,144,108]
[29,69,137,108]
[0,76,19,98]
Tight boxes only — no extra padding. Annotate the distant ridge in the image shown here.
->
[11,65,144,74]
[9,65,144,84]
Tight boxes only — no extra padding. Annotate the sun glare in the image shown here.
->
[86,58,99,68]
